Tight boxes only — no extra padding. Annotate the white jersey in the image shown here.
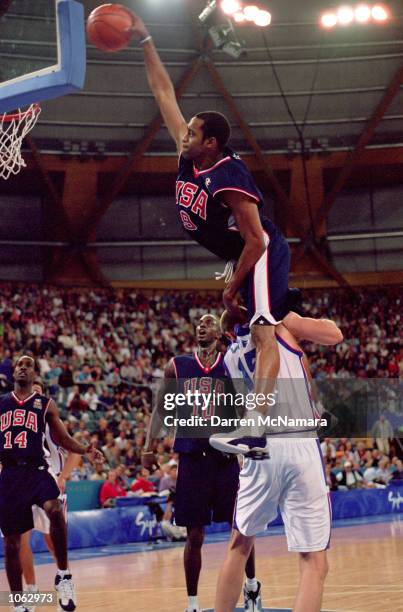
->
[43,424,67,476]
[224,326,321,436]
[226,326,332,551]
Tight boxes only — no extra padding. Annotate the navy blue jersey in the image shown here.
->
[172,352,236,453]
[176,148,279,261]
[0,392,49,465]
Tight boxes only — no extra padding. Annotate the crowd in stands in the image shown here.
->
[0,283,401,501]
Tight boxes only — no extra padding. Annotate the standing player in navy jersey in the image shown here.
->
[128,10,306,453]
[0,356,102,612]
[142,315,263,612]
[18,378,81,609]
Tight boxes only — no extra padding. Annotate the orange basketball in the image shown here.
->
[86,4,134,52]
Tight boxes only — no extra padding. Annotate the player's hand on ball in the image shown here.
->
[125,11,149,40]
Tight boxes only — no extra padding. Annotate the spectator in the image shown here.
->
[90,462,108,481]
[336,461,365,489]
[371,414,394,455]
[99,469,127,507]
[130,467,156,494]
[84,385,99,412]
[158,463,178,493]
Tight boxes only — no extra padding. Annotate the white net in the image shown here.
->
[0,104,41,180]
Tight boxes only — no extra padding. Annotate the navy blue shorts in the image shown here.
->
[175,450,240,527]
[240,224,290,325]
[0,466,60,536]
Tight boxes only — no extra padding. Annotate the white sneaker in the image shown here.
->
[209,431,269,459]
[54,573,76,611]
[25,584,38,612]
[13,607,29,612]
[244,580,263,611]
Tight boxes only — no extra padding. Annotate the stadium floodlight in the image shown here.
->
[220,0,242,15]
[199,0,217,22]
[372,4,389,21]
[209,22,246,58]
[254,9,271,26]
[355,4,371,22]
[321,11,338,28]
[243,5,260,21]
[233,11,246,22]
[337,5,354,24]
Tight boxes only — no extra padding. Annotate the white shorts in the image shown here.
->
[234,438,331,552]
[32,493,67,534]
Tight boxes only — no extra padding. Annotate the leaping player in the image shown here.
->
[211,310,343,612]
[128,10,319,454]
[0,356,102,612]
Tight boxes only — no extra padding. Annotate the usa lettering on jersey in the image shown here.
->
[1,409,38,433]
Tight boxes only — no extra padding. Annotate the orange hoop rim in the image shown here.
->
[0,103,41,122]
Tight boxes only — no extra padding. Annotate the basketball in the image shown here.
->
[86,4,134,52]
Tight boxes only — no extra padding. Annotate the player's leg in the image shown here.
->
[19,530,36,588]
[175,452,213,612]
[211,231,289,456]
[293,550,328,612]
[215,529,255,612]
[244,546,263,611]
[184,526,205,611]
[42,499,68,570]
[4,533,23,592]
[44,533,56,557]
[0,468,36,596]
[280,439,331,612]
[43,498,76,612]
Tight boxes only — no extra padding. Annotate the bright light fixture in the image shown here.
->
[372,4,389,21]
[233,11,246,22]
[321,12,338,28]
[220,0,242,15]
[254,9,271,27]
[355,4,371,22]
[243,5,260,21]
[337,5,354,24]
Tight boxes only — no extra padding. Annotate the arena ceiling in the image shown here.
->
[2,0,402,154]
[0,0,402,287]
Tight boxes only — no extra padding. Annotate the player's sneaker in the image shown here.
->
[13,607,29,612]
[209,432,269,459]
[54,573,76,612]
[25,584,38,612]
[244,581,263,611]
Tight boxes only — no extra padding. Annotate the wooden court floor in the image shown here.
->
[1,520,402,612]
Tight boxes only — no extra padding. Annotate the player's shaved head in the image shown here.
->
[14,354,39,373]
[196,313,220,346]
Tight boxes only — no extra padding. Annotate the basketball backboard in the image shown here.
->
[0,0,85,113]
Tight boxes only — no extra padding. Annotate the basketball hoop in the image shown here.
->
[0,103,41,180]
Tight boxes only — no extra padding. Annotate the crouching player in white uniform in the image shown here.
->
[211,310,343,612]
[19,379,81,611]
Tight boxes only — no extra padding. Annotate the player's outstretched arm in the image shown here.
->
[283,311,343,345]
[46,400,103,461]
[142,358,176,468]
[128,11,187,152]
